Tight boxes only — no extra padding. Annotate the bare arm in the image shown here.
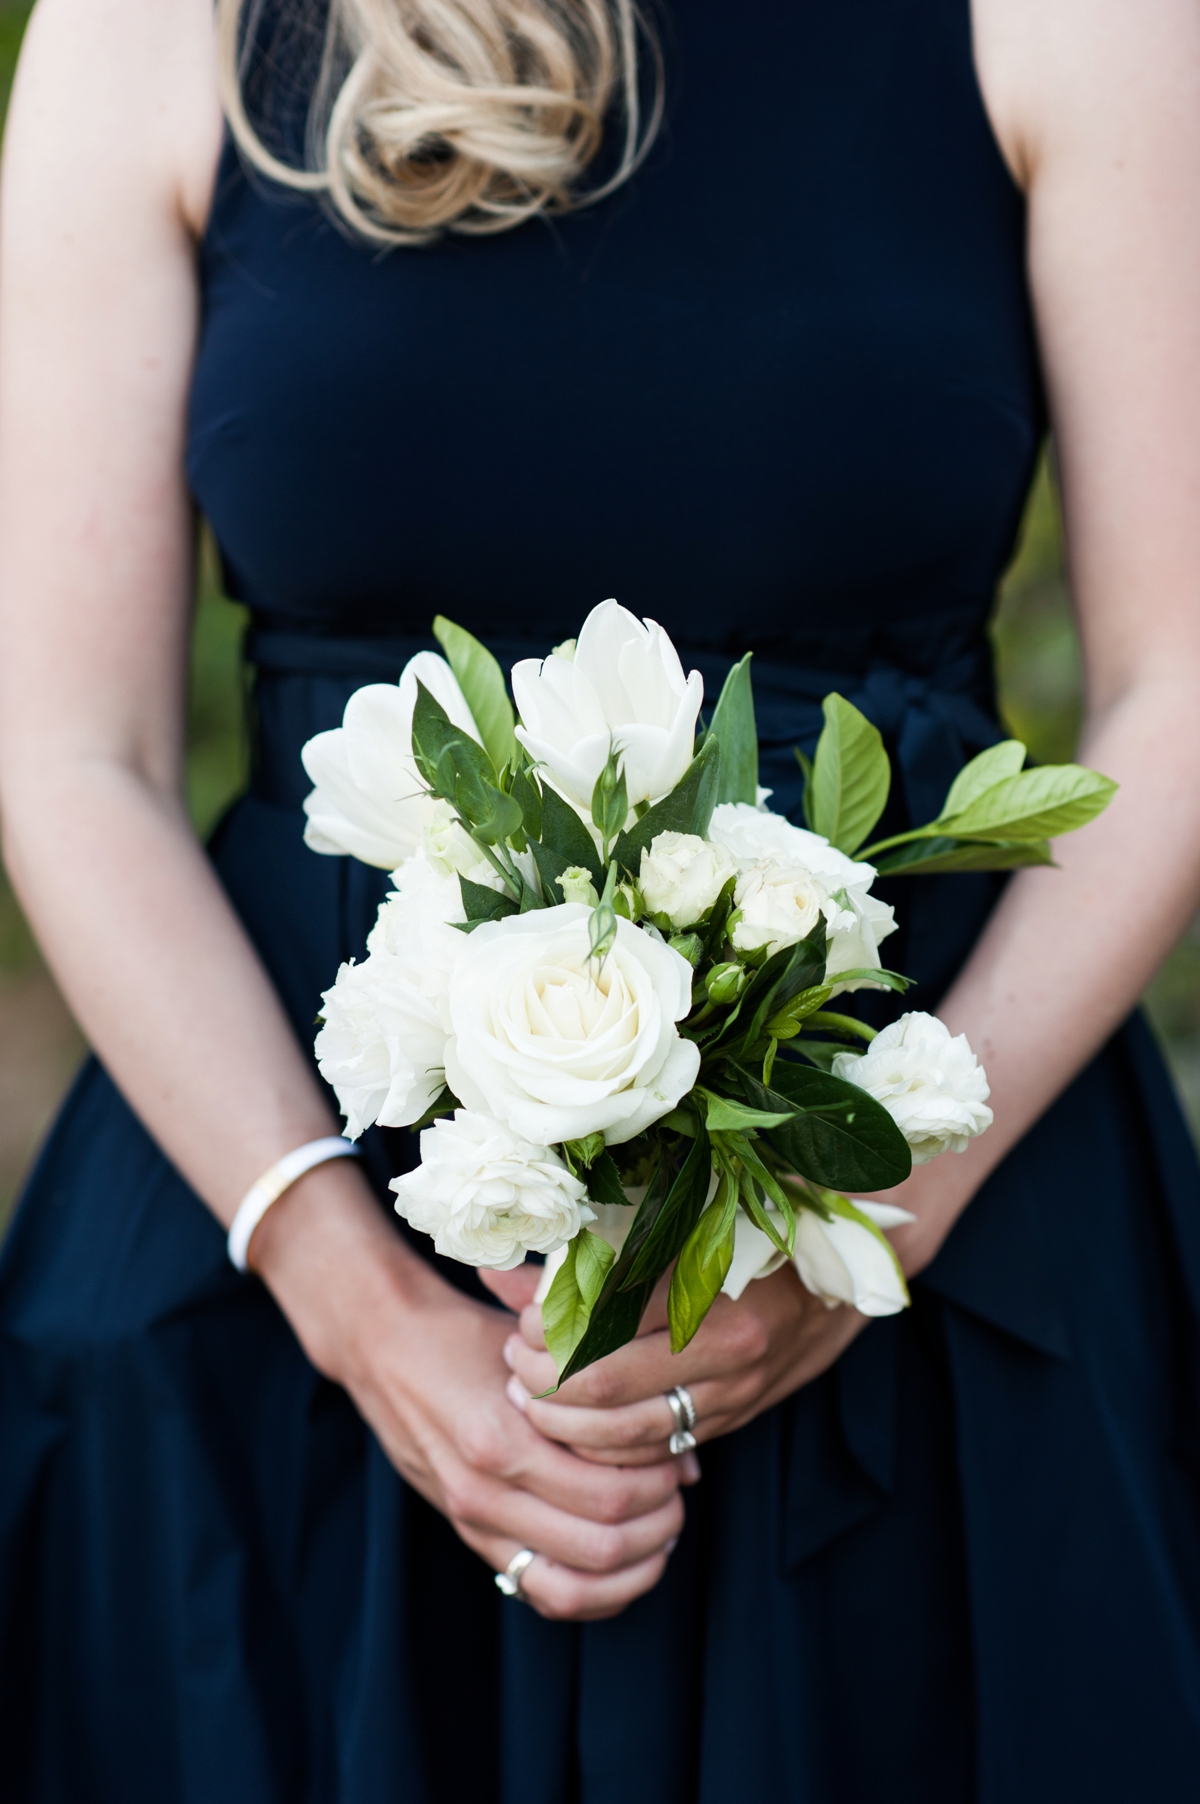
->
[505,0,1200,1451]
[0,0,688,1619]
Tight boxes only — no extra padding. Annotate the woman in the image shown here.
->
[1,0,1199,1796]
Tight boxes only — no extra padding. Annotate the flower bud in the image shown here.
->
[706,962,746,1004]
[557,865,600,908]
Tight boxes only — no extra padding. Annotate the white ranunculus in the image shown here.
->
[511,600,703,812]
[833,1012,993,1163]
[710,802,896,990]
[731,860,832,959]
[315,852,469,1137]
[301,652,481,869]
[444,903,700,1147]
[722,1198,914,1316]
[639,832,736,929]
[391,1111,594,1270]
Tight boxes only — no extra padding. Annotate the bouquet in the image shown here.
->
[302,601,1114,1381]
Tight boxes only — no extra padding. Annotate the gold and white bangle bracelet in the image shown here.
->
[226,1136,361,1273]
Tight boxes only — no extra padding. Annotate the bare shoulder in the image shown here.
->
[972,0,1200,190]
[8,0,223,237]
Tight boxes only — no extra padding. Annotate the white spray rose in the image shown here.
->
[639,832,736,929]
[710,802,896,989]
[731,860,831,959]
[391,1111,594,1271]
[301,652,480,869]
[511,600,703,812]
[315,851,468,1137]
[833,1012,993,1163]
[444,904,700,1147]
[722,1198,914,1316]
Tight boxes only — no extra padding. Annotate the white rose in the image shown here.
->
[444,903,700,1146]
[722,1198,914,1316]
[833,1012,993,1163]
[391,1111,594,1270]
[731,860,832,959]
[315,951,451,1139]
[315,851,468,1137]
[511,600,703,812]
[301,652,481,869]
[639,832,736,929]
[710,801,896,990]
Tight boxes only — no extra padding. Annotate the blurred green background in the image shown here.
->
[0,0,1198,1226]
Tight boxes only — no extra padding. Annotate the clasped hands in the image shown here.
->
[477,1256,866,1614]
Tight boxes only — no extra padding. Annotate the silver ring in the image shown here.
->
[665,1385,698,1456]
[495,1548,536,1600]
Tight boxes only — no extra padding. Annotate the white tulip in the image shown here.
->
[833,1012,993,1163]
[511,600,703,812]
[710,802,896,990]
[444,903,700,1147]
[639,832,736,929]
[722,1199,914,1316]
[391,1111,594,1271]
[301,652,480,869]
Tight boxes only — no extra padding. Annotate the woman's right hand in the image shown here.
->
[250,1161,693,1621]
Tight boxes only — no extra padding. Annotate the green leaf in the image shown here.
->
[732,920,829,1057]
[938,739,1026,820]
[612,735,722,874]
[802,1010,876,1043]
[510,765,542,842]
[459,876,518,923]
[765,982,833,1040]
[537,784,603,884]
[586,1149,630,1211]
[700,1089,796,1132]
[740,1061,912,1191]
[819,966,913,992]
[553,1147,674,1381]
[808,694,891,855]
[542,1231,616,1375]
[794,747,815,829]
[936,764,1117,842]
[871,836,1055,877]
[668,1175,738,1352]
[432,615,518,775]
[707,653,758,806]
[410,680,466,797]
[619,1128,714,1291]
[561,1131,605,1174]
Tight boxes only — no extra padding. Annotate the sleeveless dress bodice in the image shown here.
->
[4,5,1200,1802]
[188,0,1041,652]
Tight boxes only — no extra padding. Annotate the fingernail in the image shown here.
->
[502,1339,517,1371]
[506,1374,530,1412]
[680,1451,702,1483]
[664,1536,679,1554]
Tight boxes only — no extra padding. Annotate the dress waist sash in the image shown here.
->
[245,622,1002,828]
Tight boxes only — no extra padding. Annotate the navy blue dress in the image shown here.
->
[5,2,1200,1798]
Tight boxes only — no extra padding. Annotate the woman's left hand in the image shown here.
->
[498,1266,868,1466]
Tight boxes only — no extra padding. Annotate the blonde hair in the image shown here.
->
[215,0,661,246]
